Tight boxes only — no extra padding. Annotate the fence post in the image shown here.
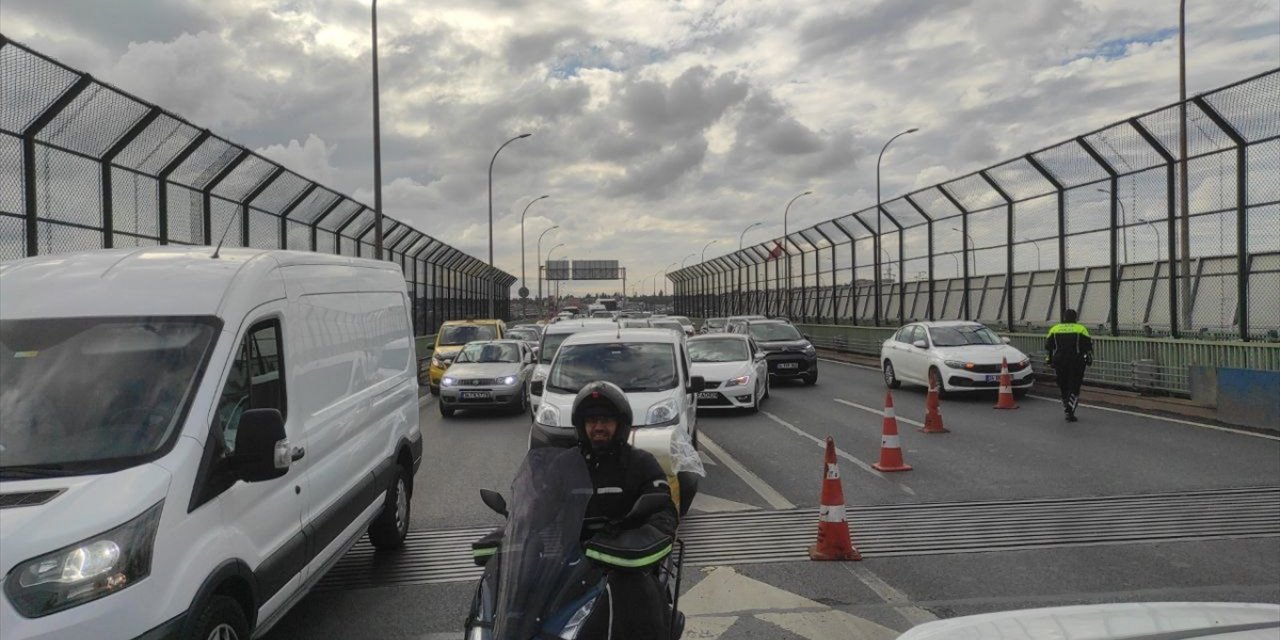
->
[236,166,282,249]
[1194,97,1249,342]
[978,170,1015,332]
[201,148,248,247]
[277,183,317,250]
[903,194,934,321]
[100,107,161,249]
[1077,136,1121,336]
[157,130,211,246]
[20,74,92,256]
[878,207,906,326]
[1023,154,1068,321]
[938,186,971,320]
[1129,117,1180,338]
[310,198,345,252]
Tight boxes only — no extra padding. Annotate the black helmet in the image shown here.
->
[571,381,633,448]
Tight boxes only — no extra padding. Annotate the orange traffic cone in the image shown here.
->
[808,437,862,561]
[920,381,948,433]
[993,357,1019,410]
[872,392,912,472]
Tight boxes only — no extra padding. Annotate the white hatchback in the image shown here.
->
[688,334,769,411]
[880,321,1033,396]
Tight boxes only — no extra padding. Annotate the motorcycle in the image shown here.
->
[465,447,685,640]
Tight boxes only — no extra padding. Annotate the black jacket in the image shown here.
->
[581,443,679,567]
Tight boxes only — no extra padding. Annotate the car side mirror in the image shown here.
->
[913,340,928,349]
[530,380,544,396]
[1001,336,1011,344]
[803,334,811,341]
[227,408,290,483]
[687,375,706,394]
[755,352,766,361]
[625,492,670,522]
[480,489,508,517]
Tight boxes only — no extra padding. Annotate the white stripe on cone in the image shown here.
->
[881,434,901,448]
[819,504,847,523]
[825,463,840,480]
[884,407,895,419]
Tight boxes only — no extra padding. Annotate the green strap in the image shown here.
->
[472,546,497,558]
[585,543,672,568]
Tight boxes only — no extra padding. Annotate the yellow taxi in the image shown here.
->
[428,319,506,394]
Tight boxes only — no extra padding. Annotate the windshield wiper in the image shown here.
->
[0,463,74,479]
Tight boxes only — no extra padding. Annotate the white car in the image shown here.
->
[528,318,618,411]
[529,328,703,449]
[668,316,697,337]
[0,248,421,640]
[688,334,769,412]
[880,321,1033,396]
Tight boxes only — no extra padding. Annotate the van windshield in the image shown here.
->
[539,333,573,364]
[0,316,219,477]
[547,342,677,393]
[439,325,497,346]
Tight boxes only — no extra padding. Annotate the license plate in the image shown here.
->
[460,391,492,400]
[985,375,998,382]
[697,391,719,400]
[777,362,799,369]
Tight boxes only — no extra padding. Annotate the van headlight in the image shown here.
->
[441,377,457,387]
[501,376,518,386]
[536,403,561,427]
[645,398,680,426]
[724,375,750,388]
[5,501,163,618]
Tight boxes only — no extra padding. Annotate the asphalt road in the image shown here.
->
[264,358,1280,639]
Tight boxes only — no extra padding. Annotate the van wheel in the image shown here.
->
[369,465,410,550]
[188,595,249,640]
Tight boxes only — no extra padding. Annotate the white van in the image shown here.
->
[0,248,422,640]
[528,318,618,411]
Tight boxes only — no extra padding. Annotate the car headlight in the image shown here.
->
[501,376,518,386]
[645,398,680,426]
[431,354,443,367]
[1018,358,1030,368]
[536,403,561,427]
[724,375,750,388]
[802,344,816,356]
[943,360,975,370]
[441,376,456,387]
[5,501,162,618]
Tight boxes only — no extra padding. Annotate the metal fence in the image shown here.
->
[671,68,1280,342]
[0,36,515,333]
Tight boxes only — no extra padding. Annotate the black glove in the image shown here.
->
[1082,352,1093,367]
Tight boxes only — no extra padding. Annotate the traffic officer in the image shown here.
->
[1044,309,1093,422]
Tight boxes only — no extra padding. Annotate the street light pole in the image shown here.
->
[1023,238,1043,271]
[783,191,813,317]
[546,243,565,310]
[951,227,976,280]
[681,253,697,268]
[488,133,532,318]
[519,194,549,318]
[536,225,559,315]
[1098,188,1130,264]
[1138,218,1163,260]
[1177,0,1192,333]
[738,222,762,315]
[701,240,717,263]
[370,0,384,260]
[876,127,919,325]
[739,222,763,251]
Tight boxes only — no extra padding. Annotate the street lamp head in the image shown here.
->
[802,190,813,196]
[905,127,919,134]
[517,133,532,139]
[537,194,549,200]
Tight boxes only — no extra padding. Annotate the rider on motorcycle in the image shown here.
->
[573,380,678,639]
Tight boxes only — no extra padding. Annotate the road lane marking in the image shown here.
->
[833,398,925,428]
[699,434,796,510]
[841,564,938,627]
[1026,394,1280,441]
[820,356,879,371]
[691,492,760,513]
[761,411,915,496]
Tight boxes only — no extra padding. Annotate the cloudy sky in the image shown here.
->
[3,0,1277,296]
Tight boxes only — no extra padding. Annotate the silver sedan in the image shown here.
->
[439,340,536,417]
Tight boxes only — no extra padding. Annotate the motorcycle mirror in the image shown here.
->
[625,492,670,522]
[480,489,508,517]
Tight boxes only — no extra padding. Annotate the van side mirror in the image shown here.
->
[480,489,508,517]
[755,352,766,361]
[687,375,706,394]
[227,409,290,483]
[913,340,928,349]
[1001,336,1011,344]
[530,380,544,396]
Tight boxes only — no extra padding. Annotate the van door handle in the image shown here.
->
[291,446,306,462]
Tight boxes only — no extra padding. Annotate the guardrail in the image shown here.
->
[793,323,1280,397]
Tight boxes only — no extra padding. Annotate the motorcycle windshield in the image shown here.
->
[494,447,594,640]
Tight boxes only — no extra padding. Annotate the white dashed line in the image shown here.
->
[699,434,796,510]
[833,397,924,428]
[761,410,915,496]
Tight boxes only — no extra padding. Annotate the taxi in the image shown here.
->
[428,319,505,394]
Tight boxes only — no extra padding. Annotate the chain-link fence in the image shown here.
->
[0,36,516,332]
[672,68,1280,342]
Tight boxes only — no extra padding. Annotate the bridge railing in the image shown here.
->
[671,68,1280,342]
[0,36,516,330]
